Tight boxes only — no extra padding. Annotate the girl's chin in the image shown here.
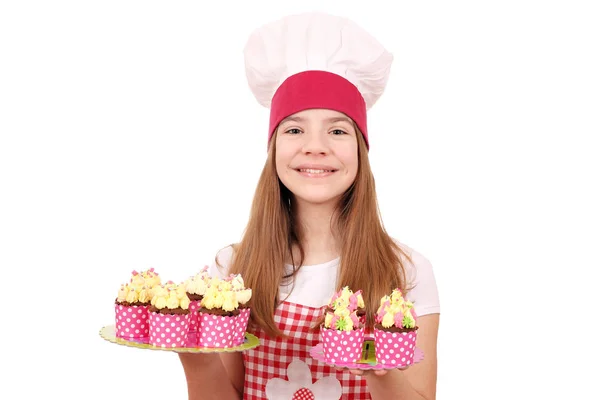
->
[291,192,345,207]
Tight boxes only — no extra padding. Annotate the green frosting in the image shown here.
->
[335,317,349,331]
[402,314,416,328]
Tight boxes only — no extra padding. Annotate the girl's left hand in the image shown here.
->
[335,366,406,376]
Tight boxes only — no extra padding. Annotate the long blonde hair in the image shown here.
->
[220,125,410,338]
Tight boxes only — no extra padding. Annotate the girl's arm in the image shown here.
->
[364,314,439,400]
[178,352,245,400]
[220,352,245,395]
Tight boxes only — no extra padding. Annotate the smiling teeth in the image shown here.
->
[298,169,334,173]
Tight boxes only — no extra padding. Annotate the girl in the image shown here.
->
[179,12,440,400]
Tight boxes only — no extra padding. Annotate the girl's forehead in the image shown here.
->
[281,109,354,124]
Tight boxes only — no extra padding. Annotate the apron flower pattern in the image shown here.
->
[243,301,371,399]
[265,359,341,400]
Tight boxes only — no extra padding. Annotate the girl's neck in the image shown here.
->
[290,199,340,266]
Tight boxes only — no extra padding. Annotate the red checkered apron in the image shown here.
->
[243,301,370,399]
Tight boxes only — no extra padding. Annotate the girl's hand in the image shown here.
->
[334,366,407,376]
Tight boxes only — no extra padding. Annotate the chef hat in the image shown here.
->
[243,11,394,149]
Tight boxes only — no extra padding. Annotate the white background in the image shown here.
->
[1,1,599,399]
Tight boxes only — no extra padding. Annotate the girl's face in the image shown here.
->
[275,109,359,207]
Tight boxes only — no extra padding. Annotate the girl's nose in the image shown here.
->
[301,130,329,155]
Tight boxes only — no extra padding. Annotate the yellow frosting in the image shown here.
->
[229,274,245,290]
[116,283,149,304]
[390,288,406,306]
[227,274,253,305]
[236,289,252,304]
[324,312,333,328]
[381,312,395,328]
[332,296,350,311]
[329,286,364,312]
[129,268,160,289]
[130,274,145,290]
[140,268,161,288]
[357,295,365,309]
[184,266,211,295]
[151,286,168,309]
[117,284,129,303]
[138,287,152,303]
[200,277,239,312]
[376,289,417,329]
[125,289,138,304]
[324,286,363,331]
[150,281,190,310]
[117,268,162,304]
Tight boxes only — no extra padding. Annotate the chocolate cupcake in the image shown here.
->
[197,277,243,348]
[114,269,161,339]
[148,281,191,348]
[320,286,366,365]
[373,289,419,367]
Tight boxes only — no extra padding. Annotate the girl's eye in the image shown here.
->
[331,129,347,135]
[285,128,302,134]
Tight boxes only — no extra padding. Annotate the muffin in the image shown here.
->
[114,268,161,339]
[320,286,365,364]
[373,288,418,367]
[148,281,191,348]
[197,277,241,348]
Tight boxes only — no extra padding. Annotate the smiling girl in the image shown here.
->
[179,12,440,400]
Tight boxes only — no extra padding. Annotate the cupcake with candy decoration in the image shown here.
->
[183,266,211,333]
[197,277,242,348]
[373,288,418,367]
[320,286,365,365]
[226,273,252,346]
[114,268,161,339]
[148,281,191,348]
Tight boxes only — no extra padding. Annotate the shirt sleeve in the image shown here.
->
[397,241,441,317]
[207,245,234,279]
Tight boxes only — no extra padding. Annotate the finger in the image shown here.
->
[373,369,388,376]
[349,369,365,376]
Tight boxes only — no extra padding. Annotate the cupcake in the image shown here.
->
[183,266,211,333]
[320,286,365,364]
[226,273,252,346]
[114,268,161,339]
[197,277,241,348]
[373,288,418,367]
[148,281,191,348]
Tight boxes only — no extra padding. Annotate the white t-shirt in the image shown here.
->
[208,240,440,317]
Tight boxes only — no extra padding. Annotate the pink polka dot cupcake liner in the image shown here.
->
[321,327,365,364]
[374,328,417,367]
[148,312,190,348]
[187,300,202,333]
[115,304,149,339]
[198,313,236,348]
[232,308,251,346]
